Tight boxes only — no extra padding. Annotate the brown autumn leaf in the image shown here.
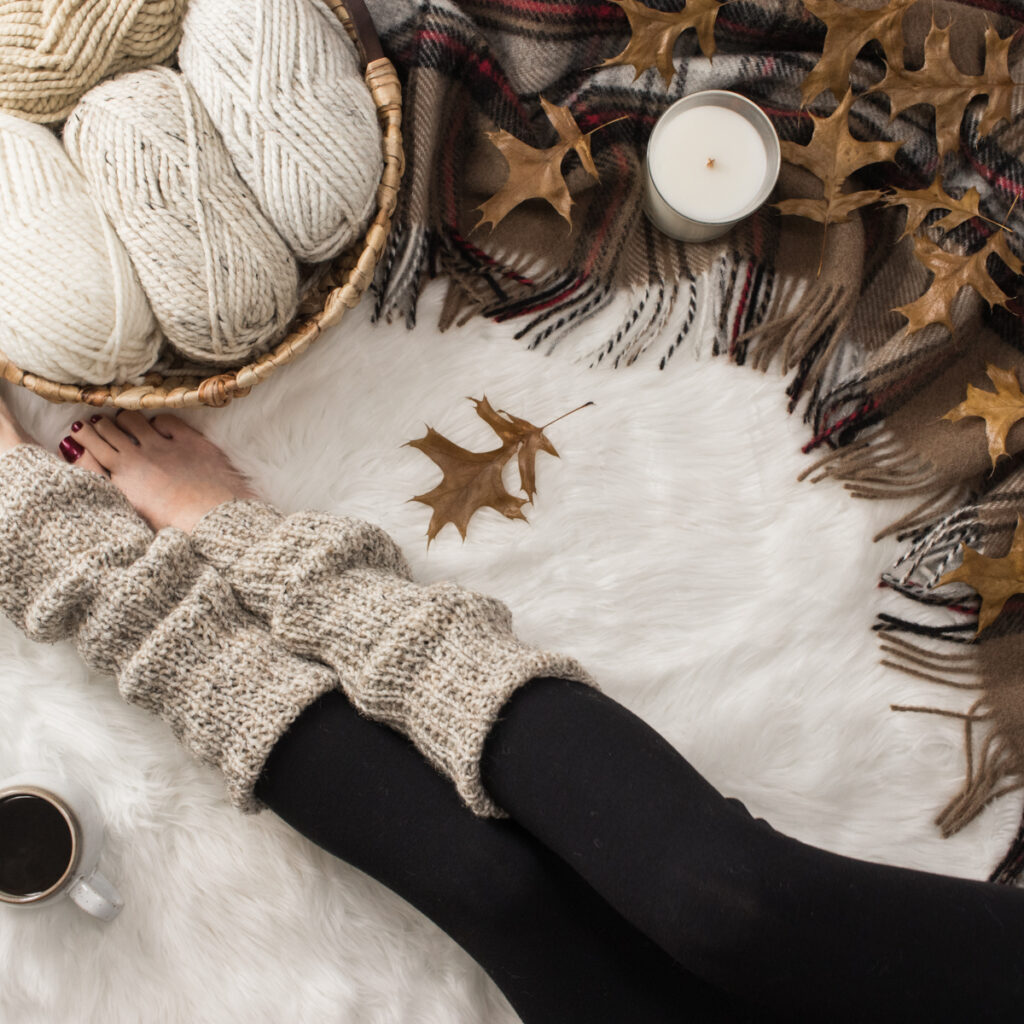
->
[406,396,591,541]
[476,97,620,231]
[776,90,903,226]
[471,396,560,501]
[870,21,1019,157]
[937,516,1024,634]
[599,0,722,86]
[884,177,986,239]
[943,364,1024,468]
[800,0,914,104]
[406,427,527,542]
[895,229,1023,334]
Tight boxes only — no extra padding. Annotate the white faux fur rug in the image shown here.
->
[1,283,1019,1023]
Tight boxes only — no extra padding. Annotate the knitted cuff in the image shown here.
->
[0,445,338,812]
[349,582,594,817]
[191,499,414,618]
[191,499,285,568]
[190,498,595,817]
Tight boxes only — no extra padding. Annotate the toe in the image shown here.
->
[75,448,108,477]
[112,410,162,447]
[90,413,138,451]
[150,413,195,440]
[71,420,121,469]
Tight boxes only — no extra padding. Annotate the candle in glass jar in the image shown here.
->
[649,105,768,220]
[643,91,780,242]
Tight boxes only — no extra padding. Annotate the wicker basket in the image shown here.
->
[0,0,403,410]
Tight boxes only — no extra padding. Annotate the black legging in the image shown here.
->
[255,688,766,1024]
[258,679,1024,1023]
[483,679,1024,1023]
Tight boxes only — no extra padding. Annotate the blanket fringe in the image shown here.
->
[742,280,855,384]
[887,696,1024,840]
[794,428,971,541]
[878,601,1024,880]
[376,214,781,371]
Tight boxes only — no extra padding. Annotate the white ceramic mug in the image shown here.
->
[0,772,123,922]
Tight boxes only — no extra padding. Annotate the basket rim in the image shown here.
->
[0,0,404,410]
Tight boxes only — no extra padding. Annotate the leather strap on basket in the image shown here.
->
[324,0,384,64]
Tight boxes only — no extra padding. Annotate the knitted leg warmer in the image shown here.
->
[0,445,337,811]
[190,500,593,817]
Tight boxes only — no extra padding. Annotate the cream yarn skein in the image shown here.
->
[0,0,186,124]
[0,113,161,385]
[65,67,300,367]
[179,0,383,263]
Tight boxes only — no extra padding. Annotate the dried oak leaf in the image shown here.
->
[869,21,1019,157]
[884,178,985,239]
[777,90,903,225]
[406,396,587,542]
[943,364,1024,468]
[476,97,605,231]
[406,427,527,543]
[938,516,1024,634]
[895,229,1023,335]
[800,0,914,104]
[599,0,722,86]
[470,396,559,502]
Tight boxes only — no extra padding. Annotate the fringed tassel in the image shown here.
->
[886,500,987,591]
[742,281,853,379]
[879,603,1024,879]
[878,633,982,689]
[886,697,1024,839]
[591,279,680,368]
[374,220,430,328]
[519,280,617,356]
[794,428,969,541]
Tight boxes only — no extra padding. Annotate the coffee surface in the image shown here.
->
[0,794,74,897]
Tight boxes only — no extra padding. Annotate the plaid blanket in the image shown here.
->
[371,0,1024,878]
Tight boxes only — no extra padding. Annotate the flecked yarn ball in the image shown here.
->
[179,0,383,263]
[65,67,300,367]
[0,112,161,384]
[0,0,186,124]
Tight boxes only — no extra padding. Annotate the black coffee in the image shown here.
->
[0,794,74,897]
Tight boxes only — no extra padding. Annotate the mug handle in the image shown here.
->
[67,870,123,922]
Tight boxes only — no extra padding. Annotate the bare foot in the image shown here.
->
[60,412,257,532]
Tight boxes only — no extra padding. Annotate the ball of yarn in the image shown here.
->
[65,67,300,367]
[0,112,161,385]
[179,0,383,263]
[0,0,186,124]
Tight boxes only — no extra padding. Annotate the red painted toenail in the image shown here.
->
[89,414,102,424]
[59,437,84,463]
[70,421,83,432]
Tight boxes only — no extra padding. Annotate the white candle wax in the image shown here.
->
[648,104,769,222]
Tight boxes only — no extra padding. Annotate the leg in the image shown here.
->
[256,689,768,1024]
[66,410,1024,1020]
[54,409,770,1022]
[482,678,1024,1024]
[43,410,769,1022]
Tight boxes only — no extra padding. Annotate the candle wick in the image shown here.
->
[706,157,716,168]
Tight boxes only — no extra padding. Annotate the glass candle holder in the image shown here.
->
[643,90,781,243]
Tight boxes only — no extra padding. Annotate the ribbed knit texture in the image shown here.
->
[191,500,594,817]
[0,445,337,812]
